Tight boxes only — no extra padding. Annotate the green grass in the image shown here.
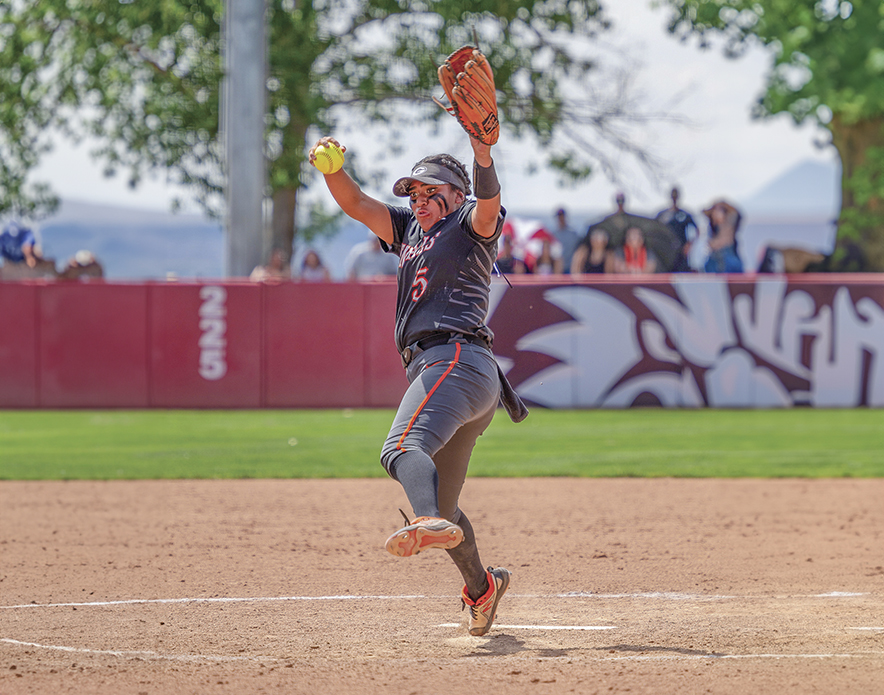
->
[0,408,882,480]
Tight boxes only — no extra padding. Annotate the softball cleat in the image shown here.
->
[384,515,464,557]
[462,567,511,636]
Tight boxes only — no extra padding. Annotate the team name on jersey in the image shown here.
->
[399,233,438,268]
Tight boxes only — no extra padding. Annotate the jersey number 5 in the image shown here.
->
[411,266,428,302]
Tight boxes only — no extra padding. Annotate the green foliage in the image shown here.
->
[662,0,884,126]
[0,0,224,218]
[1,0,670,234]
[296,197,344,243]
[0,408,881,480]
[840,144,884,242]
[660,0,884,269]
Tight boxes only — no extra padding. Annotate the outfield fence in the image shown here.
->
[1,274,882,409]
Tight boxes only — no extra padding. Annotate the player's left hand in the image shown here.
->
[469,134,493,167]
[435,45,500,146]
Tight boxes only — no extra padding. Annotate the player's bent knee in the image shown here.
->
[380,444,407,477]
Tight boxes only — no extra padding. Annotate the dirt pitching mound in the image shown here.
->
[2,478,883,694]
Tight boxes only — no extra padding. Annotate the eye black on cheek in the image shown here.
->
[429,193,449,214]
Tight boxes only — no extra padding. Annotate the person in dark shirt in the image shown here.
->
[308,130,527,637]
[656,187,698,272]
[495,233,527,274]
[553,207,580,274]
[571,228,612,274]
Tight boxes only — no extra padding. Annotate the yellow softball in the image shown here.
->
[312,143,345,175]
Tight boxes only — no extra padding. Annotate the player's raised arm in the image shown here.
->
[307,137,394,245]
[468,135,501,239]
[434,45,502,239]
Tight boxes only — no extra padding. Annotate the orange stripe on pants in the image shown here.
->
[396,342,461,450]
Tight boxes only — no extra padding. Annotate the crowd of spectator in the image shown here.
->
[250,246,338,283]
[250,232,399,284]
[290,183,839,281]
[496,189,759,277]
[317,187,765,281]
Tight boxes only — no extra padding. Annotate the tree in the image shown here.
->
[0,1,223,221]
[661,0,884,270]
[1,0,674,266]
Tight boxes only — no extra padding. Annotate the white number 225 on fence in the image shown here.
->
[198,286,228,381]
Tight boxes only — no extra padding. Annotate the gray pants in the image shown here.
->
[380,342,500,520]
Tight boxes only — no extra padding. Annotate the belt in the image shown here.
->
[400,332,489,368]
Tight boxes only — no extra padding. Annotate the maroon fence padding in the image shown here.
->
[263,282,370,408]
[38,283,150,408]
[363,282,408,407]
[150,283,263,408]
[0,282,39,407]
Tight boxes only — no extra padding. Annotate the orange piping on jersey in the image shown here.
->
[396,342,461,450]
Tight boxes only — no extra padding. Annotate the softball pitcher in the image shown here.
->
[308,127,527,636]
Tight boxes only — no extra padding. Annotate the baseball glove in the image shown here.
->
[434,45,499,146]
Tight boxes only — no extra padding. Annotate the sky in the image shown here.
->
[33,0,837,219]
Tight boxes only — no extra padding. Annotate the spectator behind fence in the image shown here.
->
[59,250,104,280]
[250,248,291,282]
[552,207,580,274]
[0,220,58,279]
[1,220,41,268]
[571,228,612,274]
[345,232,399,280]
[703,200,744,273]
[612,226,658,274]
[299,249,331,282]
[530,238,563,275]
[495,234,527,275]
[656,187,698,272]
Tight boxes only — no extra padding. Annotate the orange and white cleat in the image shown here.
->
[384,515,464,557]
[462,567,511,636]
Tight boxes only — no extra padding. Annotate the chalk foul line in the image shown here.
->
[0,638,277,663]
[0,591,872,611]
[608,653,876,662]
[0,595,429,610]
[439,623,616,631]
[4,636,880,665]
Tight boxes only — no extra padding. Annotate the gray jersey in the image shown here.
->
[384,201,505,353]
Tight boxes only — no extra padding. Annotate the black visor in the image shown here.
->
[392,162,466,197]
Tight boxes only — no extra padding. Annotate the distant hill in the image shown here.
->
[742,158,841,218]
[39,200,225,280]
[28,157,843,280]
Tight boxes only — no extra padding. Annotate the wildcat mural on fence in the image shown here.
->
[487,277,884,409]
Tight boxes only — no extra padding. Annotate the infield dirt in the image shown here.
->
[1,478,882,694]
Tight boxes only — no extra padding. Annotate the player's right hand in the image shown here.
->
[308,137,346,167]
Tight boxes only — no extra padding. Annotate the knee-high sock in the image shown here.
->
[388,450,440,519]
